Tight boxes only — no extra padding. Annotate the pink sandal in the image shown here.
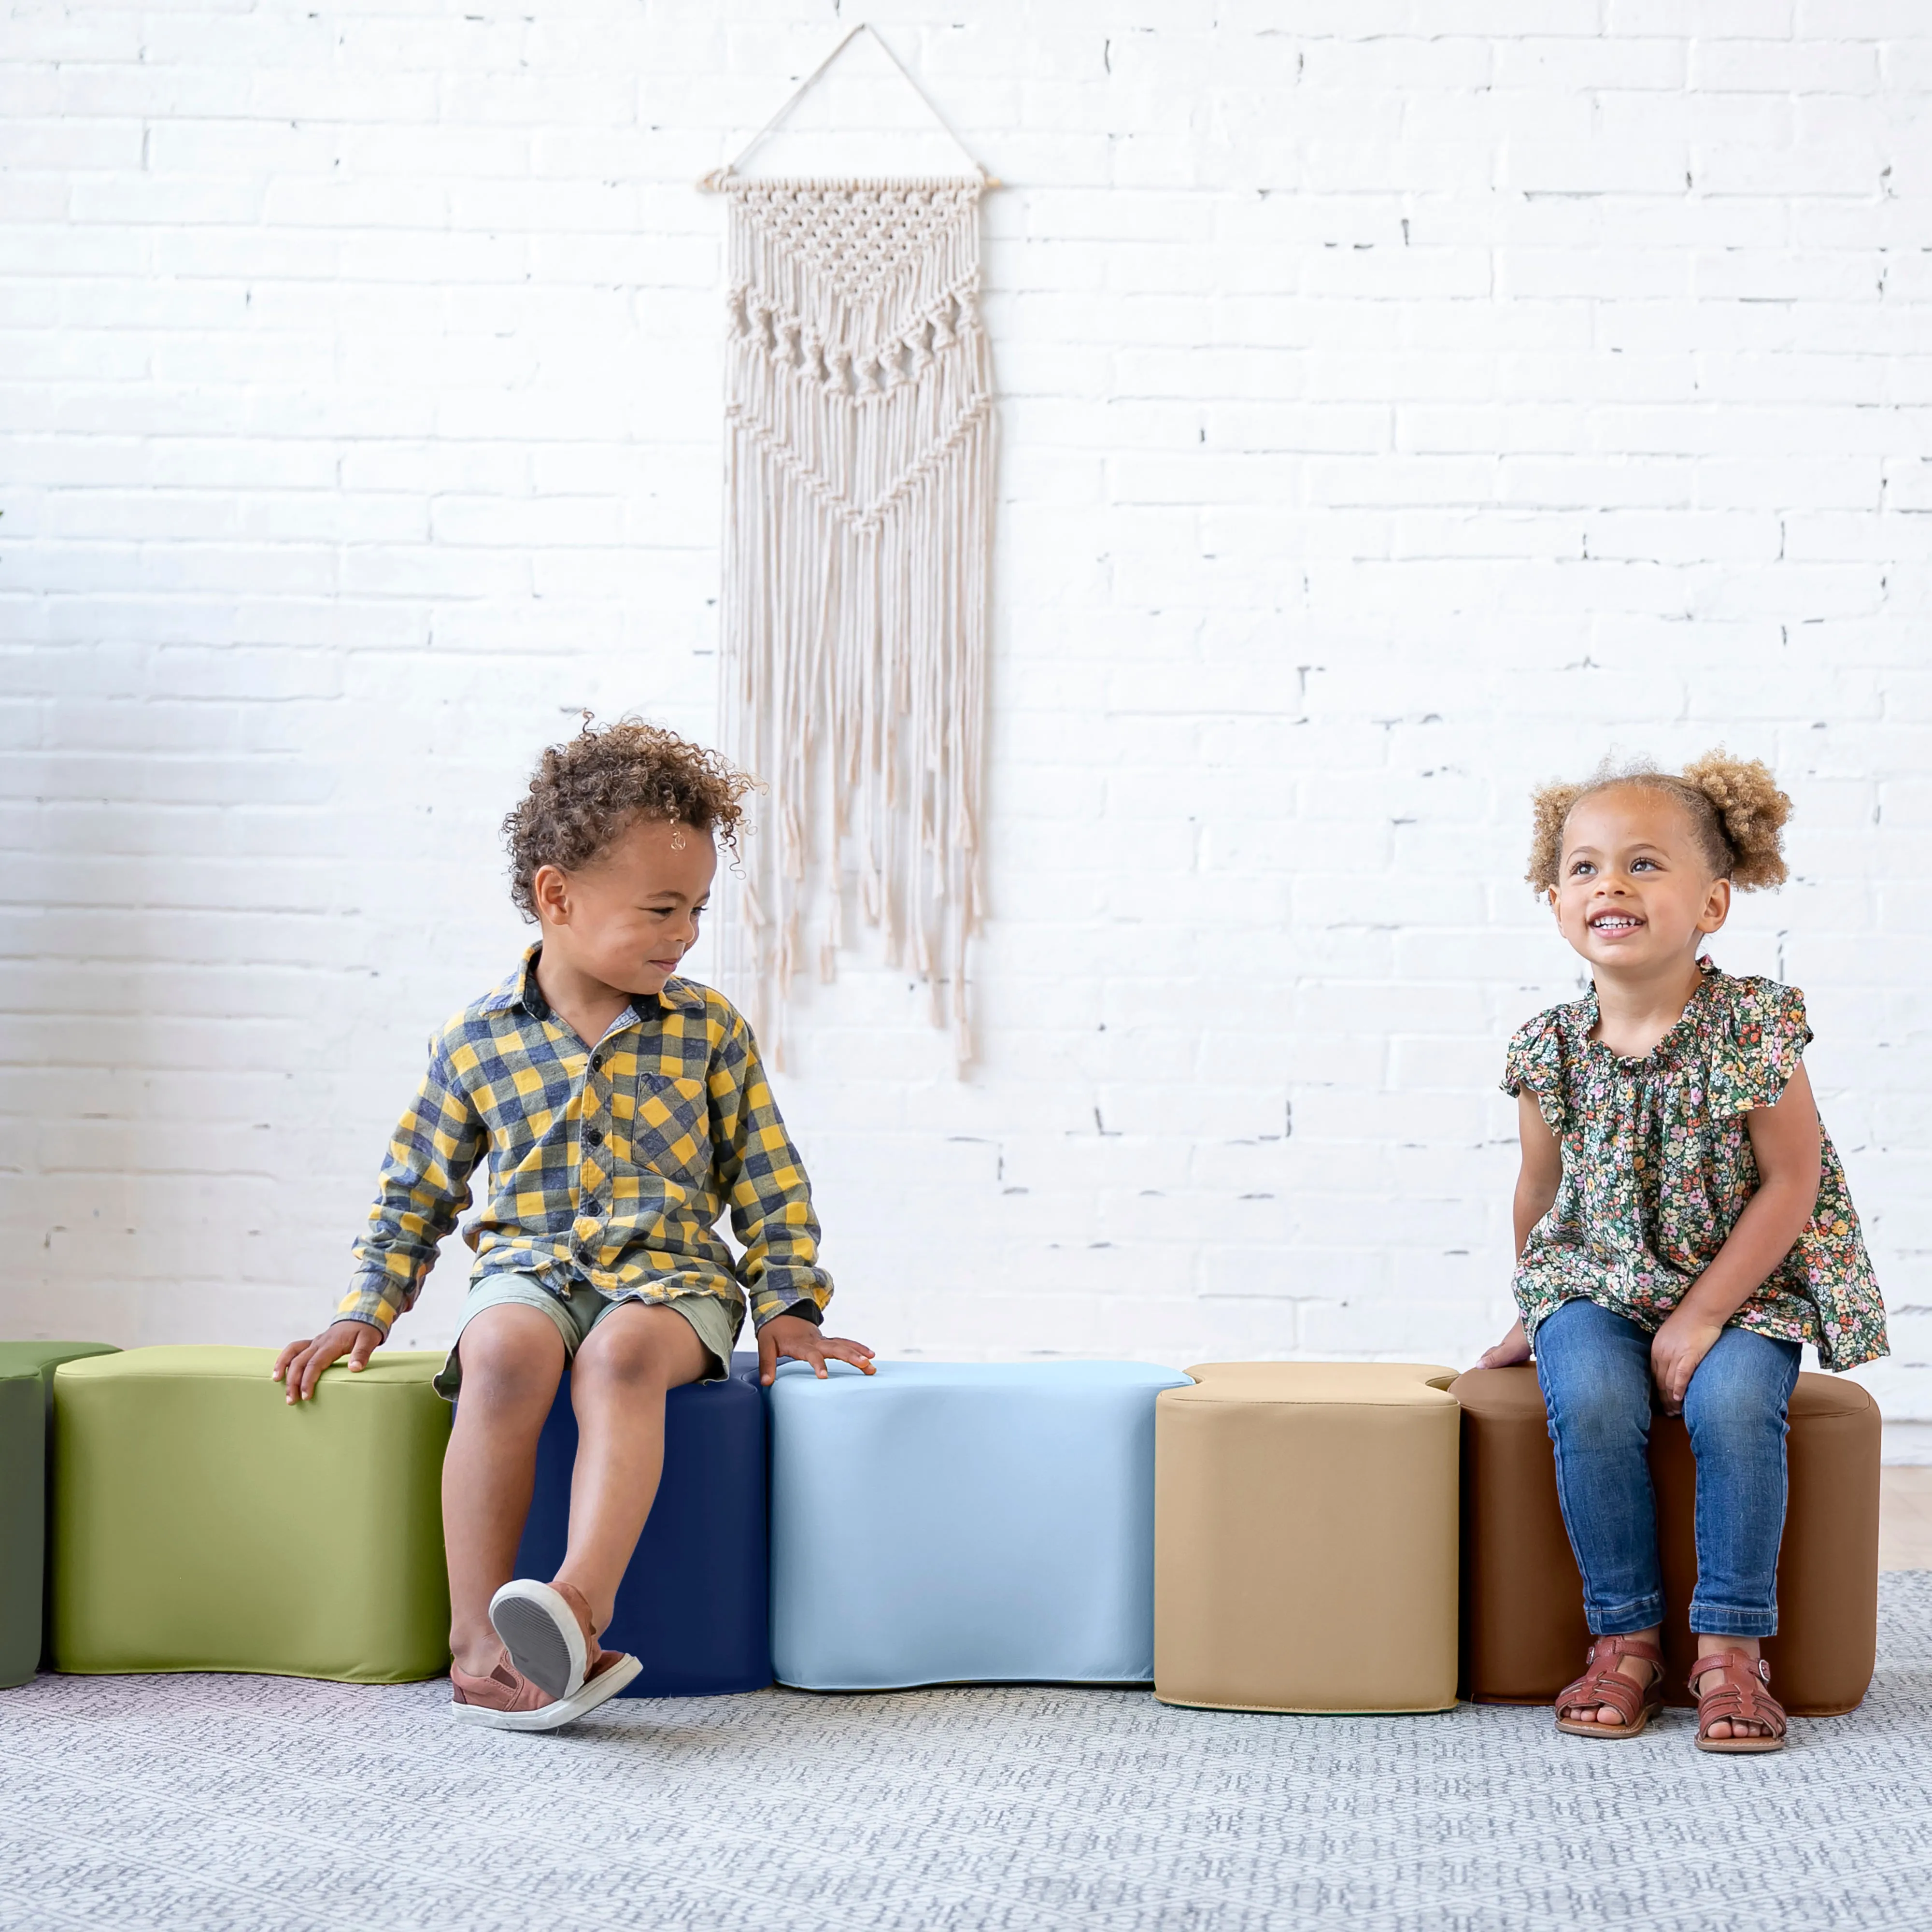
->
[489,1577,625,1701]
[451,1648,641,1733]
[455,1577,642,1731]
[1553,1634,1665,1739]
[451,1658,553,1721]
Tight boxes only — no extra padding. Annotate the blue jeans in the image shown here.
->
[1534,1297,1801,1639]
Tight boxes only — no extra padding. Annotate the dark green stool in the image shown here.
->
[0,1342,120,1687]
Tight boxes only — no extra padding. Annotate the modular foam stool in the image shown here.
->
[1155,1362,1461,1714]
[0,1370,38,1688]
[52,1346,452,1683]
[511,1351,770,1696]
[769,1359,1189,1690]
[0,1342,120,1687]
[1451,1364,1879,1714]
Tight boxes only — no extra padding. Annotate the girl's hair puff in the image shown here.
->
[1524,750,1791,895]
[503,714,756,920]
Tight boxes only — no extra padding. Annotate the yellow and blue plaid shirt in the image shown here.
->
[341,945,832,1337]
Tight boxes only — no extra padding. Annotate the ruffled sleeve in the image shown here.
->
[1502,1009,1568,1135]
[1705,975,1814,1118]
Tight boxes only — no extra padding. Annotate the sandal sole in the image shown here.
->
[489,1579,590,1702]
[1554,1713,1654,1739]
[451,1652,642,1733]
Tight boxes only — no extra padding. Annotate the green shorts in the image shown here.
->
[433,1275,742,1402]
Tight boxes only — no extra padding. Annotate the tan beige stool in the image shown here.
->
[1154,1363,1461,1713]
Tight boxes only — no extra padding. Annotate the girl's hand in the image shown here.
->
[272,1319,383,1404]
[1478,1319,1532,1370]
[1650,1310,1724,1414]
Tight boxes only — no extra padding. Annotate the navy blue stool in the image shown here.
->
[511,1350,770,1696]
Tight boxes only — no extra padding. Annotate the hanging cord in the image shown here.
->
[697,22,1000,191]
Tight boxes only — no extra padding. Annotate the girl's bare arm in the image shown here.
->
[1651,1061,1822,1410]
[1479,1092,1564,1368]
[1513,1089,1563,1255]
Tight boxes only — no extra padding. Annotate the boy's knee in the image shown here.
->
[574,1306,694,1391]
[456,1305,565,1406]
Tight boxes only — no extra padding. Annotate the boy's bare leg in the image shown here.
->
[554,1302,710,1633]
[443,1304,567,1677]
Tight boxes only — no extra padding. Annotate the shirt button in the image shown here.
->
[584,1127,603,1146]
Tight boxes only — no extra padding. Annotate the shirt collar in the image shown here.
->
[1574,955,1720,1058]
[480,942,704,1023]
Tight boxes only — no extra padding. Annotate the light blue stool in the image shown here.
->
[768,1359,1189,1690]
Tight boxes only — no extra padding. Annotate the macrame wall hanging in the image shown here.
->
[702,26,996,1068]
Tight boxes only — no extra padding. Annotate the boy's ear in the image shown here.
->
[531,863,570,926]
[1546,885,1562,921]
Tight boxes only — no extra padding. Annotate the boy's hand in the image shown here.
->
[1650,1309,1723,1415]
[756,1312,876,1388]
[272,1319,383,1404]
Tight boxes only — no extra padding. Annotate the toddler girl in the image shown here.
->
[1478,753,1886,1753]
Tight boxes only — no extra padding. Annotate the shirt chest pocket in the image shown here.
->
[627,1073,711,1186]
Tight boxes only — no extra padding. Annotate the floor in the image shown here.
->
[1880,1468,1932,1571]
[1,1574,1929,1932]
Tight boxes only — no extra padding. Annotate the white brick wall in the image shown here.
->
[4,1,1929,1451]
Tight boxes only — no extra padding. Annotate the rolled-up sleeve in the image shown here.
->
[710,1015,833,1328]
[339,1042,484,1336]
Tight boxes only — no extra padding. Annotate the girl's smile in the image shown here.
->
[1587,909,1644,937]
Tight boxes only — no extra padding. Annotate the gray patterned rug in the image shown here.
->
[3,1575,1929,1932]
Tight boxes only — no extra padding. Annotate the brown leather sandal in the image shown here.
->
[1553,1634,1665,1738]
[1690,1648,1787,1754]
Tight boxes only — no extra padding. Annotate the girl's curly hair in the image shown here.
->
[1525,750,1792,895]
[503,716,756,920]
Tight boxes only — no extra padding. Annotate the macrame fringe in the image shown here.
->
[718,178,993,1070]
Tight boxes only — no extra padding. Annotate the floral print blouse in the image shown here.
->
[1501,960,1887,1372]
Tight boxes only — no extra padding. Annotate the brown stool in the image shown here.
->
[1451,1364,1879,1715]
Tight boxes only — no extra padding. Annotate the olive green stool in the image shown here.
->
[0,1342,120,1687]
[52,1346,452,1683]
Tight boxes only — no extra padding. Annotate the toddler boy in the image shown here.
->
[274,719,873,1729]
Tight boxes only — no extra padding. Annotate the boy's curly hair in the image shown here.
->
[1525,750,1792,895]
[503,716,756,919]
